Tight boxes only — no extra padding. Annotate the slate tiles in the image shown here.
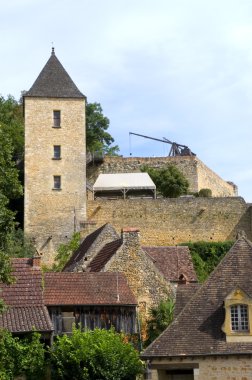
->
[142,238,252,358]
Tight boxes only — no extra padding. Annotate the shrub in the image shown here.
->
[50,327,144,380]
[198,188,212,197]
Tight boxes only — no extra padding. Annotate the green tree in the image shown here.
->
[50,232,81,272]
[0,95,24,163]
[50,328,143,380]
[0,330,46,380]
[86,102,119,155]
[145,298,174,347]
[141,164,189,198]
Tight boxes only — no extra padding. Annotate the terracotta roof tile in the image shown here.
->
[142,246,197,283]
[63,224,108,271]
[0,258,53,333]
[44,272,136,306]
[174,283,201,317]
[0,306,53,333]
[142,238,252,358]
[87,239,122,272]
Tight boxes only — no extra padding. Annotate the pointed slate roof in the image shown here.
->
[142,237,252,358]
[25,48,85,98]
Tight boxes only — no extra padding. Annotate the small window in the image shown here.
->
[53,110,61,127]
[53,145,61,159]
[53,175,61,190]
[231,304,249,332]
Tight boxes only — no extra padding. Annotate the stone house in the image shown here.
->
[141,237,252,380]
[0,257,137,340]
[64,224,197,322]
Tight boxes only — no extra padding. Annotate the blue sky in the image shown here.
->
[1,0,252,201]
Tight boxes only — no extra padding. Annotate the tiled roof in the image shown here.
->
[174,283,201,317]
[87,239,122,272]
[1,258,44,306]
[142,238,252,358]
[142,246,197,283]
[0,258,53,333]
[63,224,107,271]
[0,306,53,333]
[25,49,85,98]
[44,272,136,306]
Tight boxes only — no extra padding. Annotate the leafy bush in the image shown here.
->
[198,188,212,197]
[141,164,189,198]
[182,241,234,282]
[0,330,46,380]
[49,232,81,271]
[144,298,174,347]
[50,327,144,380]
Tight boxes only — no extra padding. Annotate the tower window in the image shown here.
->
[231,304,249,332]
[53,145,61,159]
[53,176,61,190]
[53,110,61,127]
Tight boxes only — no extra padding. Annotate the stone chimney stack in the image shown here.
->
[121,227,140,248]
[32,255,41,268]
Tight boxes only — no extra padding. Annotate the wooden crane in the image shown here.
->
[129,132,196,157]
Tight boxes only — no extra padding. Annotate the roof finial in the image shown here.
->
[51,42,55,55]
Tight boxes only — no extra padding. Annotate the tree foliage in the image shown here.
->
[145,298,174,347]
[86,102,119,155]
[50,327,144,380]
[182,241,234,282]
[50,232,81,272]
[141,164,189,198]
[0,95,24,163]
[0,330,46,380]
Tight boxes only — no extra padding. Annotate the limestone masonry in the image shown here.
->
[24,51,86,263]
[86,197,252,245]
[87,155,237,197]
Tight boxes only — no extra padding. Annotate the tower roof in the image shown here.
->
[25,48,85,98]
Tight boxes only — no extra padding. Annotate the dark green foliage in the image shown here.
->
[198,188,212,197]
[86,102,119,155]
[50,327,144,380]
[141,164,189,198]
[49,232,81,272]
[182,241,234,282]
[145,298,174,347]
[4,228,36,258]
[0,95,24,162]
[0,330,46,380]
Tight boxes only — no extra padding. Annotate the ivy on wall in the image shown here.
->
[181,241,234,282]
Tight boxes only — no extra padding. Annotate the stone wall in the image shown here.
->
[105,228,173,319]
[24,97,86,264]
[87,197,252,245]
[87,155,236,196]
[150,355,252,380]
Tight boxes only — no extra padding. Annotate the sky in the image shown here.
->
[1,0,252,202]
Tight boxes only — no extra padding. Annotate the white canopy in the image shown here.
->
[93,173,156,191]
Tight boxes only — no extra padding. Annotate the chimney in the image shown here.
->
[32,255,41,268]
[121,227,140,247]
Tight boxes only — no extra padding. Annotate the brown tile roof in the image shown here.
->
[142,238,252,358]
[142,246,197,283]
[0,258,53,333]
[25,49,85,98]
[87,239,122,272]
[44,272,136,306]
[0,306,53,333]
[63,224,108,271]
[174,283,201,317]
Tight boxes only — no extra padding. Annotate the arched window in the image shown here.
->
[230,304,249,332]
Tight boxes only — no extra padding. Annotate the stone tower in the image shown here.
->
[24,48,86,263]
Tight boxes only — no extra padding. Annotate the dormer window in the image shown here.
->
[222,288,252,342]
[230,304,249,332]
